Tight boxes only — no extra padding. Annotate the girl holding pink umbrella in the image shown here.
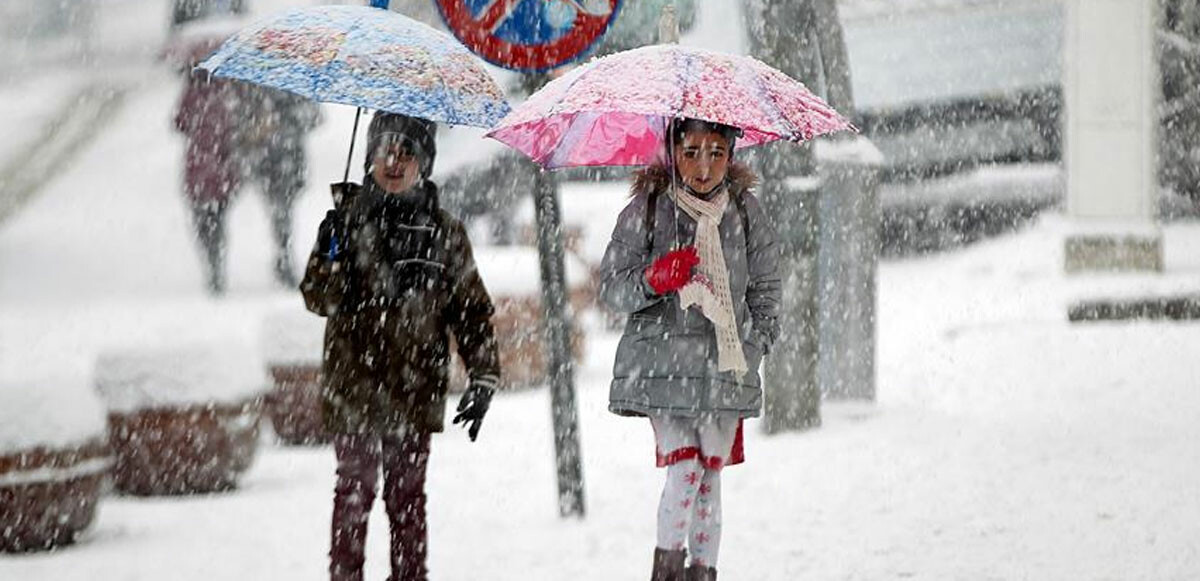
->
[599,116,780,581]
[489,44,853,580]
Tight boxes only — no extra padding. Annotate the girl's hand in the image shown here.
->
[644,246,700,295]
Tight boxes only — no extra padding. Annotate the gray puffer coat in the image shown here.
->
[599,163,782,419]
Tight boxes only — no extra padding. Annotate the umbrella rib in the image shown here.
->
[544,59,596,119]
[746,60,798,142]
[672,46,687,120]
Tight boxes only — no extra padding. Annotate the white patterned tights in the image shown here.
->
[656,458,723,568]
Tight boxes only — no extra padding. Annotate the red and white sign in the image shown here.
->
[435,0,623,72]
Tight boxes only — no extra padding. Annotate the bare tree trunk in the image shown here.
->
[812,0,855,116]
[744,0,824,432]
[1160,0,1200,201]
[744,0,865,428]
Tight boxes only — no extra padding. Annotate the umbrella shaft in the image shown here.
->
[343,108,363,184]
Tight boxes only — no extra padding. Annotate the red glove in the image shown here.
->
[644,247,700,295]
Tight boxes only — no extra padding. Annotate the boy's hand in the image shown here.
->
[453,377,496,442]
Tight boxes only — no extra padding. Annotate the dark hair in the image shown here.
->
[669,118,743,148]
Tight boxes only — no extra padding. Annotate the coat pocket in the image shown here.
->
[388,259,448,296]
[628,314,668,343]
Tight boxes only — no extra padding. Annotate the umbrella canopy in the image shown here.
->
[487,44,854,168]
[197,4,510,128]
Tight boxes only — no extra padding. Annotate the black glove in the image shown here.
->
[452,380,495,442]
[316,210,345,260]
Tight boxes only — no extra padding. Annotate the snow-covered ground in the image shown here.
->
[3,1,1200,579]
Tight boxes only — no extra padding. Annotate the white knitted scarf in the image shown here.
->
[673,186,748,378]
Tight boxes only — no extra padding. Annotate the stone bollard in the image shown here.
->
[0,377,110,552]
[261,309,329,445]
[94,344,266,495]
[815,136,884,401]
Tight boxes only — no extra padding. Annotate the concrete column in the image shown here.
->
[815,137,884,402]
[744,0,825,432]
[1063,0,1162,272]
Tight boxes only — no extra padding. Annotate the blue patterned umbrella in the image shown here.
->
[197,4,510,129]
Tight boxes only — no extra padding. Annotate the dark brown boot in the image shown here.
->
[686,564,718,581]
[651,548,687,581]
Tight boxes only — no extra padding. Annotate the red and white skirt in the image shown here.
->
[650,413,745,470]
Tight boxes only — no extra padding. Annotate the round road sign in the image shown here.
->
[435,0,623,72]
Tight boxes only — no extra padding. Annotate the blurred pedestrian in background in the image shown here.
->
[171,0,324,293]
[236,84,322,286]
[173,65,241,295]
[170,0,244,30]
[167,0,244,295]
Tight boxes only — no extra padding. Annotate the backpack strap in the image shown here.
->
[644,188,660,255]
[732,190,751,246]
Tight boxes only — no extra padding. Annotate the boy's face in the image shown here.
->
[371,136,421,194]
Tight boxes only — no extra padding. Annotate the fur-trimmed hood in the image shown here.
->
[630,161,759,199]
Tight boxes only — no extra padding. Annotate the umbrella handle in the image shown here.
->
[343,107,363,185]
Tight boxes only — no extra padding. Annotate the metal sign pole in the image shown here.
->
[526,69,585,516]
[531,157,587,518]
[435,0,621,520]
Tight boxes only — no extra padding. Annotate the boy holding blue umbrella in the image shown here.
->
[302,112,500,581]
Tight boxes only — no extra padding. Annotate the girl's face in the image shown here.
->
[673,130,731,194]
[371,138,421,194]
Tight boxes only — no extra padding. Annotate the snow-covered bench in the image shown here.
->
[94,344,266,495]
[0,376,110,551]
[260,308,328,445]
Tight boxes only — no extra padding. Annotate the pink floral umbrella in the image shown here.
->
[486,44,854,169]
